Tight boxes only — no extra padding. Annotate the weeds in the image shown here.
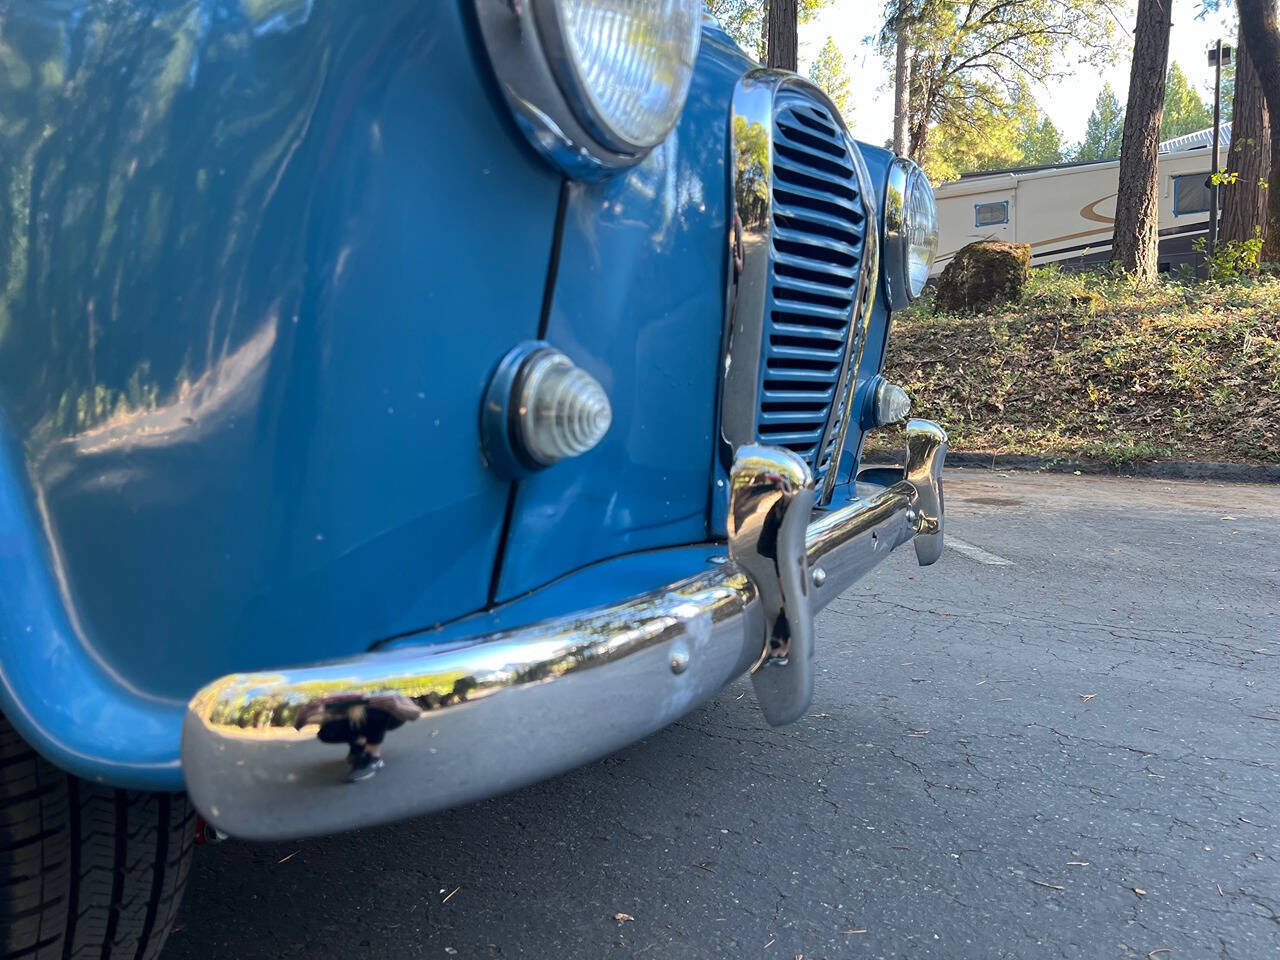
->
[874,268,1280,464]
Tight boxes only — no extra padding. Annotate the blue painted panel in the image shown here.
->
[0,423,184,789]
[494,31,755,599]
[384,544,728,653]
[0,0,561,779]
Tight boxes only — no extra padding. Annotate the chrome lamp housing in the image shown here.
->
[882,157,939,310]
[474,0,702,178]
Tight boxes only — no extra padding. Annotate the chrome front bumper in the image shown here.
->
[182,420,947,840]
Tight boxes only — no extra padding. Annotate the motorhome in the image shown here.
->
[933,124,1231,275]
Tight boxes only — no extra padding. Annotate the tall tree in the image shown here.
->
[1221,24,1272,245]
[1076,85,1126,162]
[1113,0,1174,280]
[1161,62,1214,140]
[1236,0,1280,260]
[926,91,1030,180]
[924,98,1061,180]
[1017,113,1065,166]
[894,26,911,153]
[884,0,920,154]
[767,0,798,69]
[705,0,768,53]
[705,0,832,62]
[879,0,1115,171]
[808,37,853,116]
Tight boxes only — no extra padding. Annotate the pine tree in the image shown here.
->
[808,37,852,117]
[1018,114,1064,166]
[1236,0,1280,262]
[1160,62,1214,141]
[1076,85,1126,162]
[704,0,833,62]
[767,0,798,69]
[1221,22,1272,247]
[1112,0,1173,280]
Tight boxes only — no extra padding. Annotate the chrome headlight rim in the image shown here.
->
[883,158,938,309]
[474,0,702,178]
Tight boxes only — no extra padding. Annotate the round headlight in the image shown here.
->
[883,159,939,308]
[904,168,939,297]
[542,0,702,152]
[475,0,702,176]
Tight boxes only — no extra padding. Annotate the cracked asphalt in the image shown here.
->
[163,470,1280,960]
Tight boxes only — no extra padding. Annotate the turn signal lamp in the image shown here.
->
[483,343,613,479]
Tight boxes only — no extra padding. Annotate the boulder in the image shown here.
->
[936,241,1032,313]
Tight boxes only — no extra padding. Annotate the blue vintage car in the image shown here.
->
[0,2,945,956]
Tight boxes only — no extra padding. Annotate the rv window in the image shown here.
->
[1173,174,1212,216]
[975,201,1010,228]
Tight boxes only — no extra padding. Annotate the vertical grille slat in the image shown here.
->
[757,94,868,488]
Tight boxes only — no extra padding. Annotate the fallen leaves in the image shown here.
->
[1133,888,1147,897]
[1080,693,1097,701]
[1066,860,1090,867]
[614,913,635,925]
[1030,879,1065,891]
[871,277,1280,466]
[442,886,461,904]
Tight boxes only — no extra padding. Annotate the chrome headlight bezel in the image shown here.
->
[474,0,702,178]
[883,158,939,309]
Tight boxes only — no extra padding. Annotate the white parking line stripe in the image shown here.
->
[948,537,1015,566]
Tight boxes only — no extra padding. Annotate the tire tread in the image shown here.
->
[0,714,191,960]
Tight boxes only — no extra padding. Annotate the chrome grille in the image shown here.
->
[756,94,868,489]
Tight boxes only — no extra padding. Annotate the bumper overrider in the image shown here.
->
[182,421,946,840]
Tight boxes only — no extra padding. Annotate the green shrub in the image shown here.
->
[1192,228,1266,283]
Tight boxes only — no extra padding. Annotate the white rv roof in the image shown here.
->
[1159,122,1232,154]
[936,132,1226,196]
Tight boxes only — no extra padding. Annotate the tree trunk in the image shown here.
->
[1237,0,1280,262]
[759,0,771,63]
[1112,0,1173,281]
[908,117,930,170]
[894,26,911,155]
[766,0,798,71]
[1221,26,1272,246]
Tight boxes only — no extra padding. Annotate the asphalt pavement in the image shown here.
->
[163,470,1280,959]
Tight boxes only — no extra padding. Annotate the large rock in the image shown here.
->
[936,241,1032,313]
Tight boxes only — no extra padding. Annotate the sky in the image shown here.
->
[796,3,1238,148]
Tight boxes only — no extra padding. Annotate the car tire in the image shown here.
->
[0,712,194,960]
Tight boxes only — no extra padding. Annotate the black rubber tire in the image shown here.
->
[0,712,194,960]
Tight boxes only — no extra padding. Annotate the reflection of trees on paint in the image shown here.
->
[0,0,329,456]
